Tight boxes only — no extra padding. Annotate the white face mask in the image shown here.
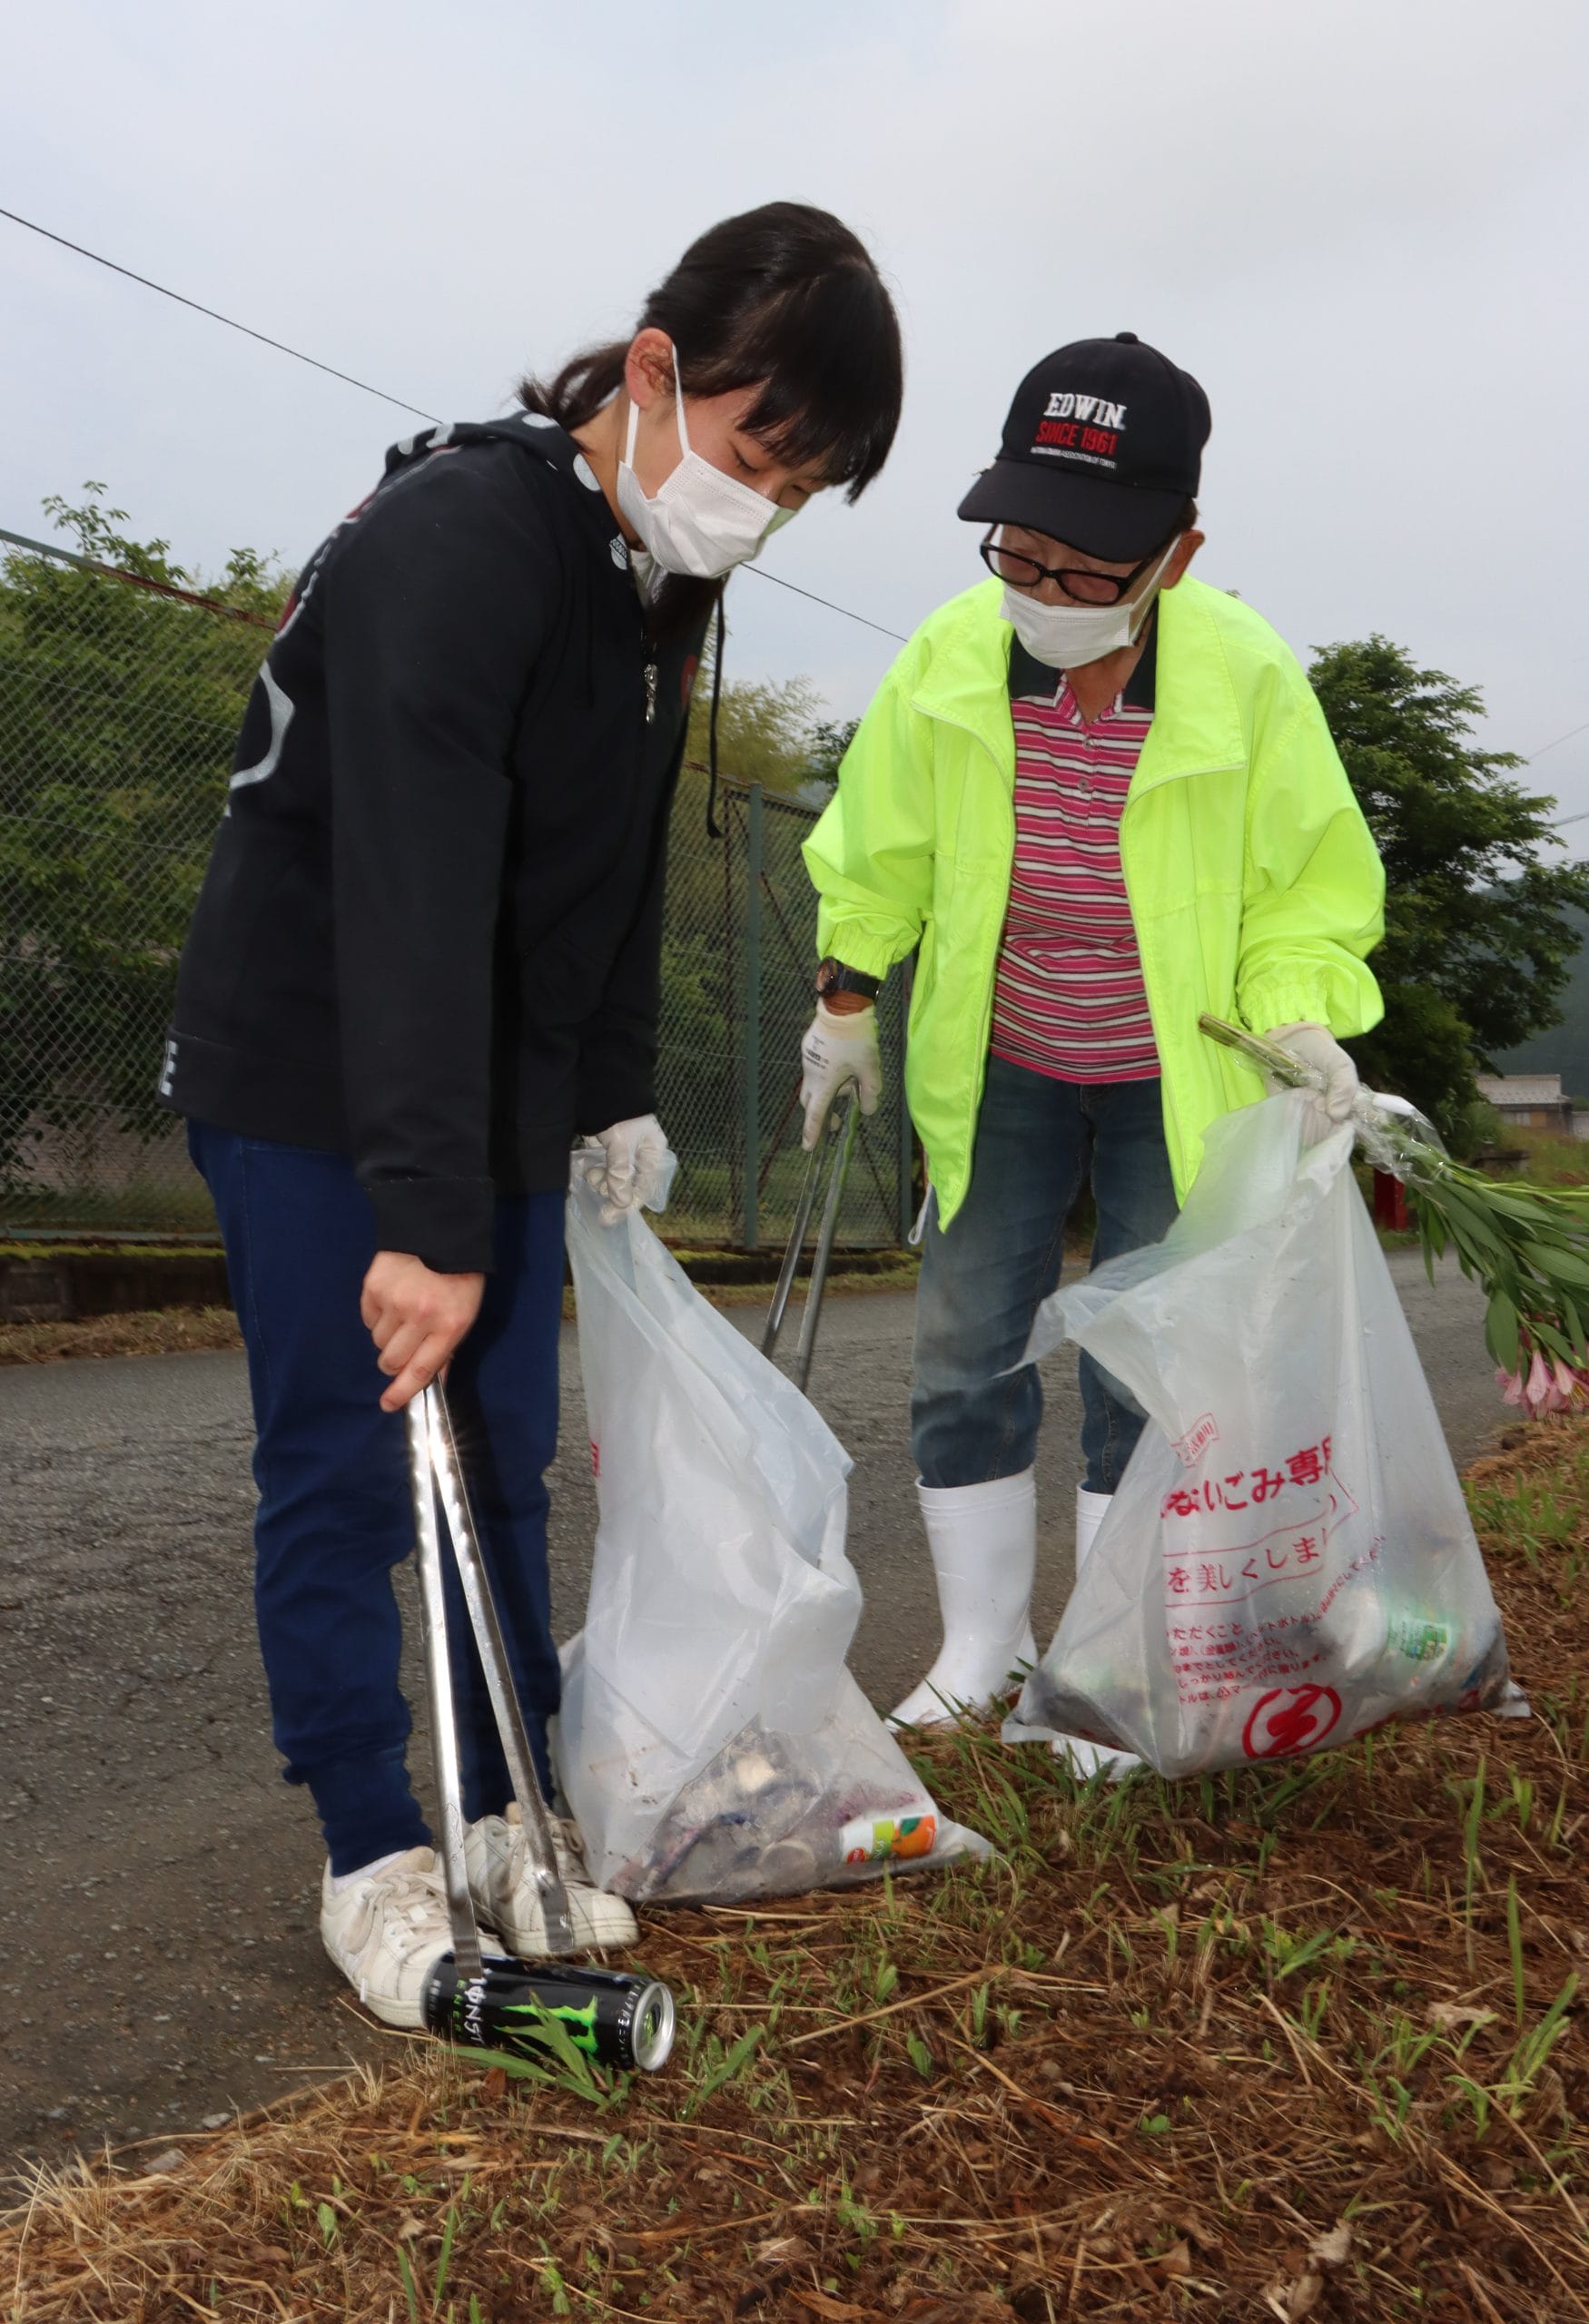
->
[1000,534,1181,670]
[616,347,794,579]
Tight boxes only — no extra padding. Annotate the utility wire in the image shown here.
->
[1,204,439,421]
[5,202,911,645]
[1521,714,1589,832]
[1526,729,1589,831]
[1527,717,1589,765]
[740,565,908,642]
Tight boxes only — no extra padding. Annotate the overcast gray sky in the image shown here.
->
[6,0,1588,827]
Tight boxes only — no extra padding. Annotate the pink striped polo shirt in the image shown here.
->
[990,630,1160,1084]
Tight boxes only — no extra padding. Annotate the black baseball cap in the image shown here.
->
[958,332,1210,561]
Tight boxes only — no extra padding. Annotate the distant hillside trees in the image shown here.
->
[1309,634,1589,1148]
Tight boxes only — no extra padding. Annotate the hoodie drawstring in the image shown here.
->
[705,590,727,840]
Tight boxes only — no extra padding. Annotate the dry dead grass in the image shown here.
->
[0,1267,923,1369]
[0,1307,243,1366]
[5,1423,1589,2322]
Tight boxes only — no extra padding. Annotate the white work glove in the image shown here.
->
[800,1001,883,1149]
[577,1115,674,1226]
[1262,1021,1360,1147]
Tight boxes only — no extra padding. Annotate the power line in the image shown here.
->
[0,205,440,421]
[1527,717,1589,765]
[741,565,907,642]
[1531,730,1589,831]
[5,203,912,648]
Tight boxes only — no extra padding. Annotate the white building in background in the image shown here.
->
[1476,1072,1576,1135]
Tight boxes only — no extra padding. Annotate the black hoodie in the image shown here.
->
[160,416,706,1273]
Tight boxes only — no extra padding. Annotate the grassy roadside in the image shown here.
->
[1511,1131,1589,1190]
[5,1424,1589,2322]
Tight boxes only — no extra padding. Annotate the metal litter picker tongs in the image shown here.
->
[762,1086,861,1393]
[404,1381,676,2072]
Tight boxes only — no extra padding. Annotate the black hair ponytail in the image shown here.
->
[518,201,903,645]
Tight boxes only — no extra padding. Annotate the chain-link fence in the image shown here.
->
[661,767,913,1249]
[0,527,912,1249]
[0,527,270,1238]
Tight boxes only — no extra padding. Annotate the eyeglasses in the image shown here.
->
[978,529,1167,606]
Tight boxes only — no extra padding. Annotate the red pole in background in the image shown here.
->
[1372,1169,1409,1232]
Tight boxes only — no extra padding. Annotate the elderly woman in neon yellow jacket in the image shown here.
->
[799,332,1384,1769]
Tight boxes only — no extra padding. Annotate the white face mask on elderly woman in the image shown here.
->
[617,343,795,580]
[1000,533,1181,670]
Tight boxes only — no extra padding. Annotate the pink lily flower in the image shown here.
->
[1525,1348,1555,1415]
[1496,1352,1589,1416]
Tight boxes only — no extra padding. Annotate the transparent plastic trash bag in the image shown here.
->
[556,1161,988,1902]
[1006,1091,1523,1777]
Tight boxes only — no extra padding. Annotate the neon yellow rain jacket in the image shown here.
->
[804,575,1385,1228]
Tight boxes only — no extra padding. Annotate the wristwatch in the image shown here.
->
[815,957,882,1001]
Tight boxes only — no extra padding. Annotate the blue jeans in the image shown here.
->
[911,1059,1179,1496]
[189,1124,564,1876]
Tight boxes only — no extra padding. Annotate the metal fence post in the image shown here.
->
[742,782,764,1251]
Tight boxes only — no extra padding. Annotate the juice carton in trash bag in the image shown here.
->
[556,1165,988,1903]
[1006,1091,1524,1777]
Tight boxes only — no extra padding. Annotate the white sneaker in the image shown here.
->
[466,1803,637,1955]
[319,1846,454,2028]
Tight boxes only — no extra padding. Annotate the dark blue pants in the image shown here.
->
[190,1124,564,1876]
[912,1059,1179,1495]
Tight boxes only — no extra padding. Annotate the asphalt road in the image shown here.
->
[0,1252,1502,2173]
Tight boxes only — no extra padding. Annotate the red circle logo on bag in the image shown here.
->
[1242,1685,1342,1760]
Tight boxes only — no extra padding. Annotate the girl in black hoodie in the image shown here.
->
[163,203,903,2023]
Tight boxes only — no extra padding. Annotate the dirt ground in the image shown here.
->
[0,1255,1507,2185]
[4,1417,1587,2320]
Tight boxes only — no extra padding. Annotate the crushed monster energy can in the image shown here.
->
[423,1953,676,2073]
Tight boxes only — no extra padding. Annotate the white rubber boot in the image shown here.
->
[1075,1485,1111,1571]
[888,1469,1037,1728]
[1049,1486,1142,1781]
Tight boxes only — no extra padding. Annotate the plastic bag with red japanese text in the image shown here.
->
[555,1160,989,1901]
[1006,1090,1524,1777]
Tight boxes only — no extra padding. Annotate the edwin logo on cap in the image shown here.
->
[1035,389,1127,464]
[1043,392,1127,428]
